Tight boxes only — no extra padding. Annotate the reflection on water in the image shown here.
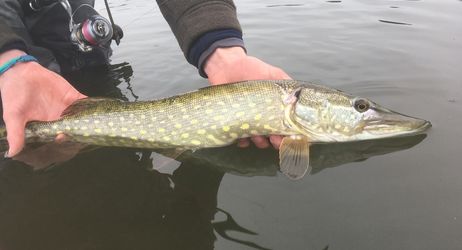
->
[7,133,428,178]
[213,208,271,250]
[0,136,427,250]
[64,62,135,100]
[178,134,427,177]
[0,148,218,250]
[310,134,426,174]
[0,125,427,250]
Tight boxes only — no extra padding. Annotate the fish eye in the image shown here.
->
[353,98,370,113]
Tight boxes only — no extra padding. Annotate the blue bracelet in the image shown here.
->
[0,55,37,76]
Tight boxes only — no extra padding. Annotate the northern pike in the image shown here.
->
[0,80,431,179]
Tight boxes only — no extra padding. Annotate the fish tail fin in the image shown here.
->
[0,125,41,154]
[0,125,8,153]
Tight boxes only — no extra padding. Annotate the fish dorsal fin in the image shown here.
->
[279,135,311,180]
[61,97,122,117]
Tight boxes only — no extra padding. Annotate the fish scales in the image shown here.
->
[26,81,299,149]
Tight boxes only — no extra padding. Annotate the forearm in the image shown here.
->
[156,0,246,77]
[156,0,242,56]
[0,20,27,54]
[0,0,31,54]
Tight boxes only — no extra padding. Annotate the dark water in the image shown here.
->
[1,0,461,249]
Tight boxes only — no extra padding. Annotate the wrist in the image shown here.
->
[0,50,27,65]
[0,50,34,89]
[204,47,247,78]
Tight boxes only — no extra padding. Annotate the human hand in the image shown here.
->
[0,50,86,157]
[204,47,291,149]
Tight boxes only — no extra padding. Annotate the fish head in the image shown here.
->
[288,85,431,142]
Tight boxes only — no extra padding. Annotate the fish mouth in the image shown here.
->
[410,120,432,132]
[363,108,431,138]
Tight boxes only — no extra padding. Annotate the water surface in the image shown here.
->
[1,0,461,249]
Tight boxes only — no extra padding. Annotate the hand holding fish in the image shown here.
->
[204,46,291,149]
[0,50,86,157]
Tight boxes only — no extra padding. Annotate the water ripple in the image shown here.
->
[379,19,412,25]
[266,4,304,8]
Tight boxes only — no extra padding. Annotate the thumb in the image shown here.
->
[271,66,292,80]
[4,116,26,157]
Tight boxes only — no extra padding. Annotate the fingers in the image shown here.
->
[277,69,292,80]
[269,135,283,149]
[270,66,292,80]
[55,133,69,143]
[237,136,275,149]
[237,138,250,148]
[251,136,270,149]
[3,115,26,157]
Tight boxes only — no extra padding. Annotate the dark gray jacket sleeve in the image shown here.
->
[156,0,242,57]
[0,0,29,53]
[0,20,27,53]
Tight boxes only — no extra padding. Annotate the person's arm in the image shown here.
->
[0,17,27,56]
[0,16,85,157]
[156,0,241,60]
[157,0,290,149]
[0,0,35,50]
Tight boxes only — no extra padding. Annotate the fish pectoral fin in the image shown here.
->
[61,97,123,117]
[279,135,311,180]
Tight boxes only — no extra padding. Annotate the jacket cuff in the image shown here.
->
[187,29,246,78]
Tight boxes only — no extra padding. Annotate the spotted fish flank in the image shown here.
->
[0,80,431,180]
